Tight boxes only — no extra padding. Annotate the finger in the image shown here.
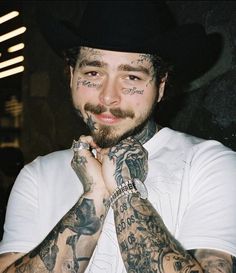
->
[72,136,92,157]
[72,137,103,170]
[76,136,103,160]
[79,135,101,150]
[95,151,103,163]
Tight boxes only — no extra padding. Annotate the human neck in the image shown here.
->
[133,119,158,145]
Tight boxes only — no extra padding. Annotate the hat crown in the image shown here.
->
[76,1,176,53]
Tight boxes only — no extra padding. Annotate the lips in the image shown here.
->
[95,113,121,125]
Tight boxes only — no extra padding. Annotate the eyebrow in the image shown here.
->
[78,59,150,75]
[118,64,150,75]
[78,59,107,68]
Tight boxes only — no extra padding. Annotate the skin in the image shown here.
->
[0,47,235,273]
[1,136,110,273]
[70,47,165,148]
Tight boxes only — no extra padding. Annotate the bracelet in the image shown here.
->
[110,180,137,207]
[109,178,148,208]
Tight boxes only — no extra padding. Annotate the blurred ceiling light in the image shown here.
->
[0,56,24,69]
[8,43,25,53]
[0,27,26,43]
[0,11,19,24]
[0,65,24,79]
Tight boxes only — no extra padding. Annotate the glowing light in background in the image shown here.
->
[8,43,25,53]
[0,56,24,69]
[0,66,24,79]
[0,11,19,24]
[0,27,26,43]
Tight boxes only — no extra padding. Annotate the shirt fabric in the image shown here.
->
[1,128,236,272]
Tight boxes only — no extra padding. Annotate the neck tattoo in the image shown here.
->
[133,119,158,145]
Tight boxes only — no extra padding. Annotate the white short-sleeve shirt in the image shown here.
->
[1,128,236,273]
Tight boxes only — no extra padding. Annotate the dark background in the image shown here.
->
[22,1,236,162]
[1,1,236,161]
[0,1,236,237]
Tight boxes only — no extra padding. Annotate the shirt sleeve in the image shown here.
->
[0,159,40,254]
[177,141,236,256]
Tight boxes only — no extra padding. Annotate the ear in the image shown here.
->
[69,66,74,89]
[157,73,168,102]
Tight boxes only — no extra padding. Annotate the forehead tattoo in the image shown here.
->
[77,48,155,80]
[131,54,155,78]
[132,54,153,66]
[77,47,104,67]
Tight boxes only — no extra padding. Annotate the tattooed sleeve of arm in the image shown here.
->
[113,195,203,273]
[108,137,201,272]
[4,194,108,273]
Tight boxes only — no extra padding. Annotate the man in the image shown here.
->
[0,1,236,272]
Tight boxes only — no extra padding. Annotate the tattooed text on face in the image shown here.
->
[122,87,144,95]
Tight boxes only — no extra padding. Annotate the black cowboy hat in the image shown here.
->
[36,1,222,82]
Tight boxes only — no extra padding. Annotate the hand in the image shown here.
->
[71,135,108,197]
[101,137,148,194]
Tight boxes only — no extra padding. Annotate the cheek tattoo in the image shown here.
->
[77,78,102,90]
[85,113,97,132]
[122,87,144,95]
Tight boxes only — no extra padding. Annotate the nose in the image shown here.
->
[99,78,121,106]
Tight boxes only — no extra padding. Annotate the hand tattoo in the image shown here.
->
[108,138,148,186]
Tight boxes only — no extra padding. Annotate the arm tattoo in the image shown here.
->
[71,154,94,193]
[113,195,201,273]
[7,198,105,273]
[190,249,236,273]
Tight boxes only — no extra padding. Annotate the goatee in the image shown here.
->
[91,116,152,148]
[75,101,157,148]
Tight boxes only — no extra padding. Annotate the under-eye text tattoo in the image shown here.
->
[122,87,144,95]
[77,77,102,90]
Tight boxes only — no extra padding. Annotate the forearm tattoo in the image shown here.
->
[190,249,236,273]
[7,198,105,273]
[113,195,201,273]
[71,152,94,193]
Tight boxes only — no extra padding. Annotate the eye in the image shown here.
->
[85,71,99,77]
[127,75,141,81]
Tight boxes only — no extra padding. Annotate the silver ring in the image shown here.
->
[72,140,90,151]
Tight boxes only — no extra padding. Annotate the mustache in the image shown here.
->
[84,103,135,119]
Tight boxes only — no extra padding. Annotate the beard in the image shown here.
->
[75,100,157,148]
[91,113,156,148]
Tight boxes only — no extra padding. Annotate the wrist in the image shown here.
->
[83,187,109,199]
[109,178,148,208]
